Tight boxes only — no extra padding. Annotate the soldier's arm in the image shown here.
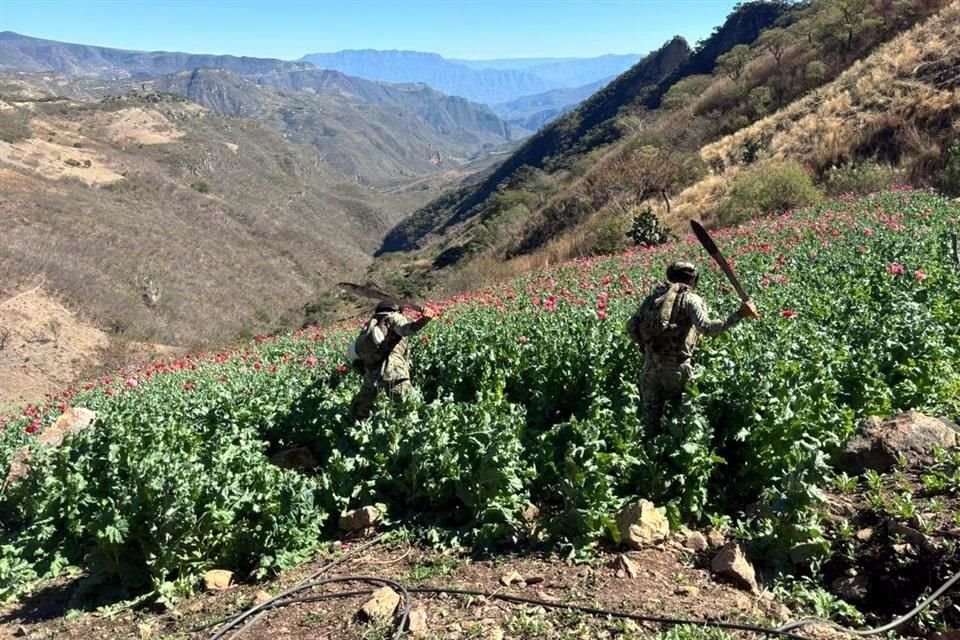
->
[388,311,430,338]
[684,293,742,337]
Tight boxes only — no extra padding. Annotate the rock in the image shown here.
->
[831,574,870,603]
[674,585,699,597]
[855,528,874,543]
[615,499,669,549]
[610,554,639,579]
[137,623,153,639]
[487,627,505,640]
[684,531,709,552]
[339,506,381,532]
[711,543,759,593]
[39,407,96,447]
[887,520,937,554]
[13,626,28,637]
[841,411,957,473]
[931,631,960,640]
[500,571,524,587]
[4,408,96,488]
[360,586,400,622]
[252,590,272,606]
[407,607,429,637]
[524,576,545,585]
[269,446,317,470]
[203,569,233,590]
[733,594,752,612]
[521,504,540,522]
[706,528,726,549]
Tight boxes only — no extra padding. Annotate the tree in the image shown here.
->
[757,28,796,67]
[716,44,752,81]
[813,0,883,54]
[661,75,715,115]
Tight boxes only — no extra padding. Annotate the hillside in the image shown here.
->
[119,68,519,186]
[1,190,958,635]
[0,31,309,77]
[0,89,434,348]
[491,76,611,130]
[373,0,954,296]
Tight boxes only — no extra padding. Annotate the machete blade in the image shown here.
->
[337,282,424,313]
[689,220,752,303]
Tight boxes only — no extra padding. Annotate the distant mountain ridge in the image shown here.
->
[492,77,612,130]
[299,49,642,105]
[0,31,308,78]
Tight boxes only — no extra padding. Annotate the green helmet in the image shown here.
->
[666,261,698,283]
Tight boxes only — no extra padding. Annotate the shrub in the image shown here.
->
[822,160,893,195]
[584,211,630,256]
[627,207,674,247]
[717,162,822,225]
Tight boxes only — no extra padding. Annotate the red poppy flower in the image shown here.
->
[780,309,796,319]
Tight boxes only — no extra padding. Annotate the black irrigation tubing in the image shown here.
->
[199,534,385,639]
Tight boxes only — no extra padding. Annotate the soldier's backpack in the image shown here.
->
[348,317,388,368]
[627,282,685,345]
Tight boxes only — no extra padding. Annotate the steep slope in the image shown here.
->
[121,69,518,186]
[0,31,308,77]
[300,49,561,104]
[0,90,430,345]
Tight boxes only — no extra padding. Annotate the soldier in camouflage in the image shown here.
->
[636,261,759,431]
[350,301,435,420]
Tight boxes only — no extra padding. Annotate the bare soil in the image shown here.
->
[0,537,793,640]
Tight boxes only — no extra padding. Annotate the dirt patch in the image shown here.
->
[0,539,792,640]
[0,134,123,186]
[102,107,184,146]
[0,284,108,408]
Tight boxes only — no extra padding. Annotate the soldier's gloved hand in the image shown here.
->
[738,299,760,320]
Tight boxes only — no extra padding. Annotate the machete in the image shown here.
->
[337,282,424,313]
[689,220,752,303]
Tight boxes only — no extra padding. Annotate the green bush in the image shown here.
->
[585,211,630,256]
[627,207,674,247]
[717,162,822,225]
[822,161,893,196]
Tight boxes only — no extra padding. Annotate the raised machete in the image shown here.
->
[689,220,752,303]
[337,282,424,313]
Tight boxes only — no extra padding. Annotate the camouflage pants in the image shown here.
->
[350,376,414,421]
[641,359,693,432]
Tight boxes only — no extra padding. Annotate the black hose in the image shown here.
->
[776,568,960,636]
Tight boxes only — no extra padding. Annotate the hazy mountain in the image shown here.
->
[451,57,579,70]
[524,55,643,86]
[0,31,308,78]
[114,68,518,186]
[299,49,561,104]
[492,76,612,130]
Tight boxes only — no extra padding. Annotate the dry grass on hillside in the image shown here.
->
[664,3,960,226]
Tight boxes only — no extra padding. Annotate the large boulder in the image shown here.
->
[359,586,400,622]
[4,408,97,488]
[339,506,381,532]
[841,411,957,474]
[615,499,670,549]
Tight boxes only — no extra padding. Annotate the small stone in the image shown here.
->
[521,504,540,522]
[339,506,381,532]
[615,499,670,549]
[706,528,726,548]
[684,531,709,552]
[711,543,759,593]
[269,446,318,470]
[887,520,937,554]
[500,570,523,587]
[609,554,639,579]
[488,627,505,640]
[407,607,429,637]
[674,585,699,597]
[137,623,153,639]
[252,590,272,606]
[203,569,233,591]
[831,575,870,603]
[855,528,874,543]
[360,586,400,622]
[13,626,28,637]
[733,594,752,612]
[524,576,545,585]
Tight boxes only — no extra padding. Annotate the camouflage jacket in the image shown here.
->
[643,284,742,367]
[369,311,429,383]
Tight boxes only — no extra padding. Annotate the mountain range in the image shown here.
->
[299,49,641,106]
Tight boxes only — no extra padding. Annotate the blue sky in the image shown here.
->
[1,0,741,60]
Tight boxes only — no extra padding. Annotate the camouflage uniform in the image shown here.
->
[350,311,429,420]
[640,283,742,431]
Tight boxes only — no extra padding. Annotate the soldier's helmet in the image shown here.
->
[376,300,401,314]
[666,261,699,284]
